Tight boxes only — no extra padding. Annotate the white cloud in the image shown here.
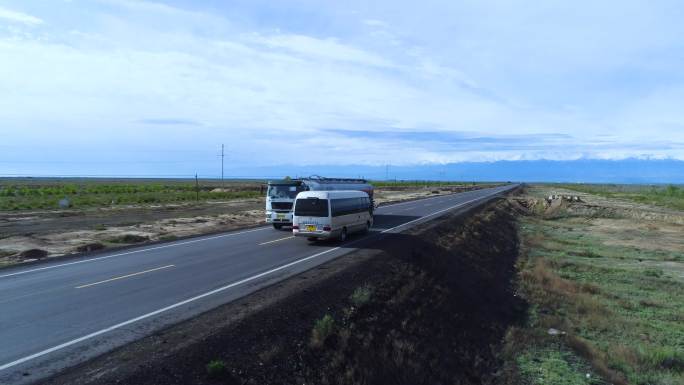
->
[0,6,42,25]
[362,19,389,28]
[246,33,395,68]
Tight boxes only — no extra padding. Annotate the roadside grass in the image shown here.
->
[516,345,600,385]
[0,250,16,258]
[205,359,228,378]
[349,283,373,307]
[0,179,263,211]
[0,250,15,267]
[310,314,335,348]
[509,204,684,385]
[558,183,684,211]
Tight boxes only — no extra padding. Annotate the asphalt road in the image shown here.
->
[0,184,516,384]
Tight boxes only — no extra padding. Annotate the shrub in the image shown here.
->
[350,284,373,307]
[310,314,335,348]
[206,359,228,378]
[665,184,680,197]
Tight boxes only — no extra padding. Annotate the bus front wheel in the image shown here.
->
[273,223,283,230]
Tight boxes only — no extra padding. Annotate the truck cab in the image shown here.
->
[265,180,304,229]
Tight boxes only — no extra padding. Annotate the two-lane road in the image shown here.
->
[0,184,516,384]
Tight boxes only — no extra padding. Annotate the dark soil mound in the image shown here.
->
[18,249,48,260]
[107,234,148,244]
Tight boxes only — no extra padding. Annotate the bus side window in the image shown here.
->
[335,199,346,217]
[330,199,337,217]
[331,199,341,217]
[336,198,344,216]
[346,198,356,215]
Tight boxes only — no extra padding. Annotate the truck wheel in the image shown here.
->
[339,227,347,242]
[273,223,283,230]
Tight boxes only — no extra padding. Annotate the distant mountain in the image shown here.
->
[234,159,684,184]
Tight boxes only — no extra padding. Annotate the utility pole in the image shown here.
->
[385,163,389,181]
[195,173,199,201]
[221,144,225,189]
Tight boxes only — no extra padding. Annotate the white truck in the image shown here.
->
[265,176,374,229]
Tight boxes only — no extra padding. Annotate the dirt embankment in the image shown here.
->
[45,198,524,385]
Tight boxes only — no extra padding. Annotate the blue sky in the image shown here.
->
[1,0,684,177]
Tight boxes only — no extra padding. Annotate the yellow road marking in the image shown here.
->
[259,236,294,245]
[75,265,175,289]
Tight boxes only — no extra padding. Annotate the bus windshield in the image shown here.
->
[268,184,301,199]
[294,198,329,217]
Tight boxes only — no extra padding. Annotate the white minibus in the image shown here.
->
[292,190,373,241]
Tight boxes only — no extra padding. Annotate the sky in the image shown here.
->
[1,0,684,178]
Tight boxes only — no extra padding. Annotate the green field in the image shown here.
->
[0,178,264,211]
[560,183,684,211]
[508,186,684,385]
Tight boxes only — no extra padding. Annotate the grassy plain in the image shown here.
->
[508,185,684,385]
[0,178,263,211]
[559,183,684,211]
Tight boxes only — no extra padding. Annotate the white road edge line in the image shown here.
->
[258,236,294,246]
[0,227,270,279]
[0,188,506,373]
[75,265,175,289]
